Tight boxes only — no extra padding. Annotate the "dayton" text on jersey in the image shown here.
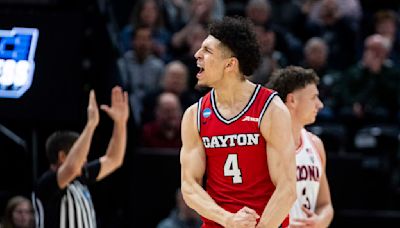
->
[202,134,260,148]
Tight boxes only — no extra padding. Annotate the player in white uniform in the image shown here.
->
[267,66,334,227]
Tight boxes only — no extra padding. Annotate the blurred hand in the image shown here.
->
[353,102,364,118]
[172,0,186,8]
[87,90,100,128]
[226,206,260,228]
[100,86,129,125]
[289,206,321,228]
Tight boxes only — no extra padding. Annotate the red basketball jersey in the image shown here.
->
[197,85,289,227]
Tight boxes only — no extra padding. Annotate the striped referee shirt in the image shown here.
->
[33,160,101,228]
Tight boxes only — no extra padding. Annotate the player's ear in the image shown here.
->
[286,93,295,107]
[225,57,237,70]
[58,150,67,164]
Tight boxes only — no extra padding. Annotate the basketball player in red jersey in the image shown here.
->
[180,17,297,228]
[267,66,334,227]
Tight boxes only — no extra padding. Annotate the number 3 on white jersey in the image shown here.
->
[224,154,242,184]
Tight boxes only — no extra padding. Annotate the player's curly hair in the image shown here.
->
[266,66,320,102]
[209,16,261,76]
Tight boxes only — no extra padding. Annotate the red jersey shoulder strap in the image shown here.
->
[257,87,278,128]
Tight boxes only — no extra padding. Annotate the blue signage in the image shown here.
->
[0,27,39,98]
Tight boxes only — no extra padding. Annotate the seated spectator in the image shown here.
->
[157,189,202,228]
[373,10,400,67]
[141,92,183,148]
[302,37,330,76]
[337,34,400,148]
[305,0,358,70]
[245,0,303,65]
[120,0,171,61]
[170,0,224,57]
[308,0,362,27]
[249,24,287,85]
[117,25,165,125]
[177,23,208,89]
[160,0,189,33]
[142,61,200,123]
[2,196,34,228]
[301,37,339,121]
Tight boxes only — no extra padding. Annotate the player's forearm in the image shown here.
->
[104,122,127,167]
[181,180,233,227]
[64,123,97,172]
[257,182,296,228]
[316,204,334,227]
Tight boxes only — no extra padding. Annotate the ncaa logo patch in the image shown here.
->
[203,108,211,118]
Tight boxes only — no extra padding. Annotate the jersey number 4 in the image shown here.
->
[224,154,242,184]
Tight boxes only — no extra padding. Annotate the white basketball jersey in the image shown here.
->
[290,129,323,220]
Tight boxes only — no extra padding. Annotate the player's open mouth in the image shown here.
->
[197,66,204,78]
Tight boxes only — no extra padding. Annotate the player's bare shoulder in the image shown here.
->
[307,132,323,149]
[182,103,198,130]
[182,103,198,121]
[260,95,291,135]
[270,95,290,114]
[181,103,200,144]
[307,131,327,164]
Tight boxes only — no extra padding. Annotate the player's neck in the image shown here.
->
[213,78,254,106]
[291,120,304,148]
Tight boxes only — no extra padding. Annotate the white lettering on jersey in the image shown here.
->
[202,134,260,148]
[242,116,259,122]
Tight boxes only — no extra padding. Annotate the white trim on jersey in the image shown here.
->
[66,181,96,228]
[34,180,97,228]
[258,91,277,128]
[66,190,75,228]
[211,84,261,124]
[60,196,67,228]
[197,97,203,133]
[32,192,44,228]
[75,181,95,228]
[69,184,85,228]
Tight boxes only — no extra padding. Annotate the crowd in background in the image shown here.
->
[114,0,399,152]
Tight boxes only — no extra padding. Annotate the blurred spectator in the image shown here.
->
[188,0,225,24]
[160,0,190,33]
[118,25,165,124]
[141,92,183,148]
[303,37,329,75]
[269,0,304,32]
[337,34,399,147]
[177,23,208,89]
[170,0,224,57]
[245,0,271,26]
[373,10,400,66]
[301,37,338,120]
[308,0,362,26]
[142,61,200,123]
[245,0,303,64]
[2,196,34,228]
[157,189,202,228]
[120,0,171,60]
[305,0,359,70]
[249,24,287,85]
